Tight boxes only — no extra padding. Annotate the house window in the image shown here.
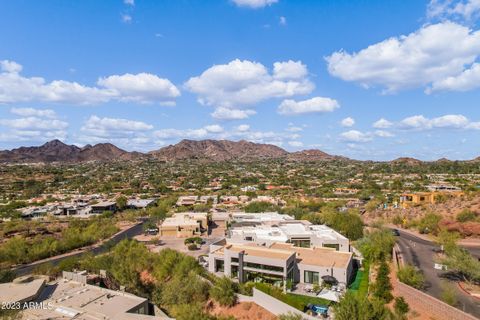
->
[289,238,311,248]
[323,243,340,251]
[304,270,319,284]
[245,236,253,241]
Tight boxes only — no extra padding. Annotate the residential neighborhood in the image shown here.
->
[3,0,480,320]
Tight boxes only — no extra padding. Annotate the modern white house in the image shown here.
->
[228,220,350,252]
[208,241,353,287]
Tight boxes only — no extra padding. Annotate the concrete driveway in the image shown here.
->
[395,229,480,318]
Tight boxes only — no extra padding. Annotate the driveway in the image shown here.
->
[395,229,480,318]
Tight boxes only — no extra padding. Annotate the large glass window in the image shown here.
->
[304,270,319,284]
[323,243,340,251]
[245,262,284,273]
[289,238,311,248]
[215,259,224,272]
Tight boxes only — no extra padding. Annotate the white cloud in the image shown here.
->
[232,0,278,9]
[429,62,480,92]
[279,16,287,26]
[326,22,480,93]
[10,107,56,118]
[399,115,433,129]
[124,0,135,5]
[340,117,355,127]
[278,97,339,115]
[97,73,180,104]
[0,60,179,105]
[236,124,250,132]
[185,59,314,112]
[373,118,393,129]
[288,140,303,147]
[428,0,480,21]
[78,115,153,149]
[286,125,303,132]
[340,130,373,143]
[374,130,394,138]
[399,114,470,130]
[0,108,68,143]
[82,115,153,132]
[0,60,22,73]
[0,117,68,131]
[204,124,224,133]
[273,60,307,80]
[211,107,257,120]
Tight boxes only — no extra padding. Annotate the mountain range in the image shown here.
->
[0,139,477,164]
[0,139,338,163]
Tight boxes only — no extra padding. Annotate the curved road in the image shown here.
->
[395,229,480,318]
[12,221,144,277]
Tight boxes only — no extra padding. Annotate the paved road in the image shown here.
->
[13,221,144,277]
[395,229,480,318]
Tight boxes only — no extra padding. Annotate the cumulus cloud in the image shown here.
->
[78,115,153,149]
[428,62,480,92]
[0,117,68,131]
[341,117,355,127]
[279,16,287,26]
[288,140,303,147]
[124,0,135,5]
[277,97,339,115]
[232,0,278,9]
[185,59,314,115]
[211,107,257,120]
[340,130,373,143]
[154,124,224,140]
[373,118,393,129]
[0,60,179,105]
[428,0,480,21]
[0,107,68,142]
[97,73,180,104]
[236,124,250,132]
[326,22,480,93]
[10,107,56,118]
[374,130,394,138]
[399,114,471,130]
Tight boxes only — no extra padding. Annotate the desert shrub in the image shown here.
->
[397,264,425,289]
[456,209,477,222]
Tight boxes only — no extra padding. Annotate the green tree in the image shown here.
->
[440,282,458,306]
[456,209,477,222]
[357,229,395,263]
[373,260,393,303]
[394,297,409,319]
[397,264,425,289]
[210,276,237,307]
[417,213,441,235]
[116,195,128,210]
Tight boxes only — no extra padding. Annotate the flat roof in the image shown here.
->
[269,243,353,268]
[21,279,170,320]
[0,278,45,304]
[225,244,294,261]
[92,201,116,207]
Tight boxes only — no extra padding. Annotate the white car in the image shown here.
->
[434,263,448,270]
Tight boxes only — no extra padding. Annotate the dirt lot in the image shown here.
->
[208,301,277,320]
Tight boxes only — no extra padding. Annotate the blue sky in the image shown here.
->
[1,0,480,160]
